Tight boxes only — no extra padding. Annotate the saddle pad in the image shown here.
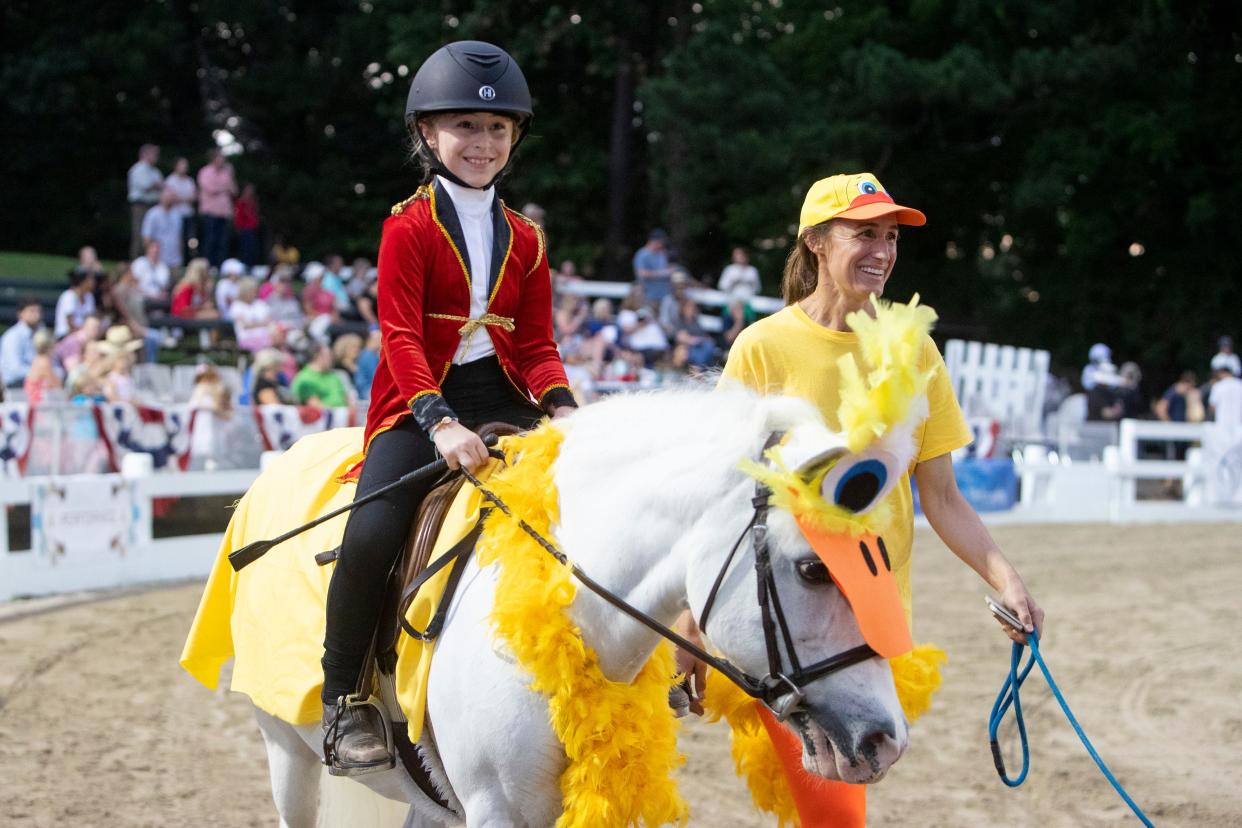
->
[180,426,493,735]
[393,466,495,743]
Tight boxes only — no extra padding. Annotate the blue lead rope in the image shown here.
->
[988,630,1156,826]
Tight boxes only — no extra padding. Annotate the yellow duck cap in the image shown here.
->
[798,172,927,236]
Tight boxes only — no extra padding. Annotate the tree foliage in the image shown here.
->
[2,0,1239,381]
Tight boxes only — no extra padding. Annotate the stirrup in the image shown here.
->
[323,692,397,777]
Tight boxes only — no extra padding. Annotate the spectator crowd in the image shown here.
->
[4,141,1237,471]
[550,227,763,400]
[0,146,385,416]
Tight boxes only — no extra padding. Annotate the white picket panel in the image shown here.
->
[944,338,1049,442]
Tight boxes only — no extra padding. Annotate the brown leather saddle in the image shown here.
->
[358,421,521,811]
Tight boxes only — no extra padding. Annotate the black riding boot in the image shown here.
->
[322,697,394,776]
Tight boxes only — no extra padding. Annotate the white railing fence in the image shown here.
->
[1016,418,1242,521]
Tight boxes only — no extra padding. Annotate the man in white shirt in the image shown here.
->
[141,189,184,268]
[127,144,163,259]
[0,300,43,387]
[718,246,761,299]
[1210,336,1241,378]
[1209,366,1242,430]
[131,240,171,300]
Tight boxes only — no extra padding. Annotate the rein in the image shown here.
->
[455,437,877,720]
[989,631,1155,826]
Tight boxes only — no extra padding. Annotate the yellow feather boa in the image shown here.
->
[703,645,947,826]
[474,423,946,826]
[475,424,689,828]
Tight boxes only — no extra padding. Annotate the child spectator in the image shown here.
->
[23,327,63,402]
[188,363,232,416]
[99,326,143,402]
[23,330,62,405]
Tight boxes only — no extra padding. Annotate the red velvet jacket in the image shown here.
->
[362,179,574,452]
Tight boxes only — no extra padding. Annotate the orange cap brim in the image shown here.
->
[836,202,927,227]
[796,521,913,658]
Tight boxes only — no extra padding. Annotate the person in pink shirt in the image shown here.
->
[197,149,237,268]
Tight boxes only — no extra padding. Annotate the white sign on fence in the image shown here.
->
[32,476,137,564]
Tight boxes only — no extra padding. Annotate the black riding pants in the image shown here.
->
[321,356,544,703]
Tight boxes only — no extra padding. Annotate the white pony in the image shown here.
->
[237,387,908,827]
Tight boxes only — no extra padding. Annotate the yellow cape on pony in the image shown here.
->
[179,426,488,742]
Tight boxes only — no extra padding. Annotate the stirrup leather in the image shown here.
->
[323,692,397,776]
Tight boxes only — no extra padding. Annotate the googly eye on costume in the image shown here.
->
[818,449,903,514]
[858,179,881,196]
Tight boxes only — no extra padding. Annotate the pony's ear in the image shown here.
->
[793,448,848,487]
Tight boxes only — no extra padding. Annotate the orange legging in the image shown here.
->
[757,705,867,828]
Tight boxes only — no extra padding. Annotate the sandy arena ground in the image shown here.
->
[2,522,1240,826]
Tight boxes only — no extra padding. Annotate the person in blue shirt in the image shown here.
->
[320,254,353,312]
[354,325,380,400]
[632,228,673,302]
[0,299,43,389]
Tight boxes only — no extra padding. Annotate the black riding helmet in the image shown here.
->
[405,41,533,190]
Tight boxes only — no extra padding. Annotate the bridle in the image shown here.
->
[453,433,878,721]
[694,435,877,719]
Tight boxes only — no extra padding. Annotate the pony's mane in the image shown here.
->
[566,385,828,460]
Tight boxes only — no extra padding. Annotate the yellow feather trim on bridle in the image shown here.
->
[475,424,688,828]
[703,644,947,826]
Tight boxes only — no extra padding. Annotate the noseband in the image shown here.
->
[458,433,878,722]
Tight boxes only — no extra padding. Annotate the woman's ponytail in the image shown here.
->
[781,223,829,305]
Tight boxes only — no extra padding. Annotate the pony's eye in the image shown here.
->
[819,452,902,515]
[796,558,830,584]
[858,180,880,195]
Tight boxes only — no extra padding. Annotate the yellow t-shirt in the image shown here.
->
[721,303,973,620]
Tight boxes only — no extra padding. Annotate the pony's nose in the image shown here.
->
[854,721,904,775]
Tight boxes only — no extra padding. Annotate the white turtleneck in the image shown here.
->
[438,175,497,364]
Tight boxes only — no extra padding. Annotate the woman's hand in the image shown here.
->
[995,574,1045,646]
[550,405,576,419]
[432,422,489,471]
[673,610,707,716]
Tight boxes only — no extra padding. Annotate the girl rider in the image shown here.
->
[321,41,577,775]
